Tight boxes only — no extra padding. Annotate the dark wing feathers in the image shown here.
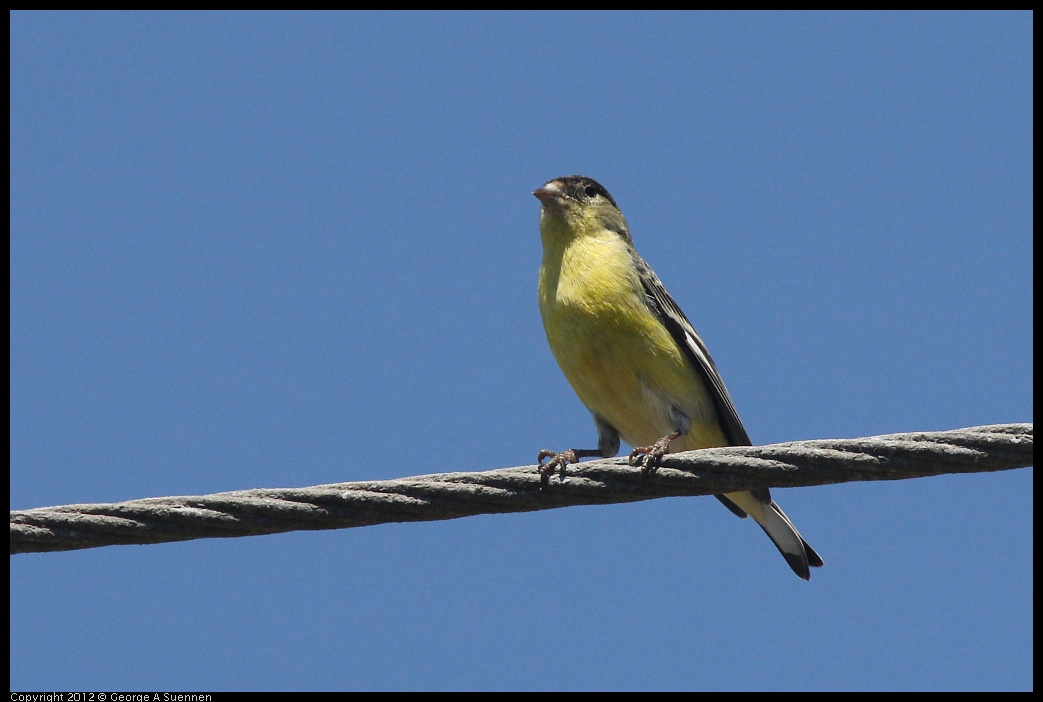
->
[632,253,752,447]
[632,252,772,510]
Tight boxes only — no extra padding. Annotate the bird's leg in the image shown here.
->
[628,430,682,477]
[537,448,604,487]
[537,449,575,486]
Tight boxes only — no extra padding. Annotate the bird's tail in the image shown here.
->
[718,491,824,580]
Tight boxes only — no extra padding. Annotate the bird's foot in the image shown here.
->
[628,432,680,478]
[537,449,577,487]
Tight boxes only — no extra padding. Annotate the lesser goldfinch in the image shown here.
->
[534,175,823,580]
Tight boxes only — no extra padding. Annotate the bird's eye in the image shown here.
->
[584,185,599,198]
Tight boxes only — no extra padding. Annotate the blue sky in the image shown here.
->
[10,11,1032,691]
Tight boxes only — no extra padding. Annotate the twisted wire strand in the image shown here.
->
[11,423,1032,555]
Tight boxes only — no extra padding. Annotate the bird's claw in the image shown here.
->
[538,449,577,487]
[629,439,671,478]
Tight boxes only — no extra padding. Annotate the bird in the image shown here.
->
[533,175,823,580]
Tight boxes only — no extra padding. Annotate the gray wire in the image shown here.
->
[10,423,1032,555]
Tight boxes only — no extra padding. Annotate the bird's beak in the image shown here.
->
[533,181,567,210]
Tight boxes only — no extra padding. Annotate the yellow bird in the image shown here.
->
[534,175,823,580]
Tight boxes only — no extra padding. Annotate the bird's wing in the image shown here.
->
[632,252,752,447]
[632,252,771,510]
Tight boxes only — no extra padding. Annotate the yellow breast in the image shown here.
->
[538,230,723,449]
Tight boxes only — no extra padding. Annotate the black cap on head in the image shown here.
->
[547,175,618,210]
